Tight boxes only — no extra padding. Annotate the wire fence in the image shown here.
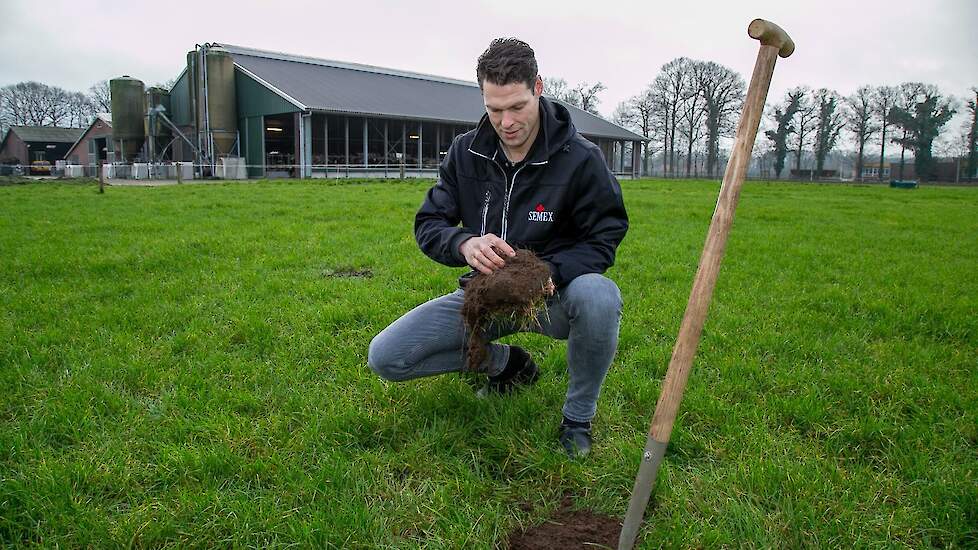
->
[2,161,972,184]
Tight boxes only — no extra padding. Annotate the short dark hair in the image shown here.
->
[476,38,538,90]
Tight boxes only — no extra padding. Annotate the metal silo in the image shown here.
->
[110,76,146,162]
[186,50,198,132]
[145,87,172,136]
[145,87,172,162]
[200,46,238,158]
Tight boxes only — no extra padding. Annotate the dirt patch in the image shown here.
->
[461,249,551,371]
[508,495,622,549]
[321,267,373,278]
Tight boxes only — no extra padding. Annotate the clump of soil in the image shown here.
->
[461,249,551,371]
[321,267,373,278]
[508,495,623,549]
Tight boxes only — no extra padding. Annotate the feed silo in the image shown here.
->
[194,45,238,162]
[110,76,146,162]
[205,47,237,156]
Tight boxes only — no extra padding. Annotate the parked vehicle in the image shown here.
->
[30,160,52,175]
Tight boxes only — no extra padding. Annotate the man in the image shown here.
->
[368,38,627,458]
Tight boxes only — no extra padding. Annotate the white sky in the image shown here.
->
[1,0,975,141]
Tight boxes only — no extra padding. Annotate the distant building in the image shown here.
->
[0,126,85,166]
[862,159,962,182]
[165,44,645,178]
[64,114,114,171]
[859,162,892,181]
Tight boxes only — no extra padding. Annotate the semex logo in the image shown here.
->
[528,203,554,222]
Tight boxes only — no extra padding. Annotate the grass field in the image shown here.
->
[1,178,976,548]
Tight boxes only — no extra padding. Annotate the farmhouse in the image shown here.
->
[0,126,85,168]
[163,44,645,178]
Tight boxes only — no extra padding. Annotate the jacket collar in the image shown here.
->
[468,96,575,165]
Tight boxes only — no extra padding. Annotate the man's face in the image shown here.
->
[482,76,543,153]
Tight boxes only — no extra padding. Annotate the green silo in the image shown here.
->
[110,76,146,162]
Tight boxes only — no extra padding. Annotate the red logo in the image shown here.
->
[528,204,554,223]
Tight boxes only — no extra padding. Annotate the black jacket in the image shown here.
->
[414,96,628,288]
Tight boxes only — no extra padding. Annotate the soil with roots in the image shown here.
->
[461,249,551,372]
[507,495,623,549]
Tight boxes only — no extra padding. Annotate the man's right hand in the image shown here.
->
[459,233,516,275]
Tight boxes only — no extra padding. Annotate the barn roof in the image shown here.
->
[7,126,85,143]
[218,44,645,142]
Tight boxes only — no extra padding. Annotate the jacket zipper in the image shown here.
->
[468,147,506,236]
[468,145,548,241]
[502,160,548,241]
[480,189,491,235]
[502,165,526,241]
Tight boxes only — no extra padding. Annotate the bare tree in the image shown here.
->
[872,85,898,181]
[88,80,111,113]
[813,88,846,179]
[677,82,705,177]
[652,57,693,177]
[0,92,8,136]
[891,82,927,179]
[614,87,663,176]
[890,83,956,182]
[764,89,802,179]
[788,86,817,178]
[153,77,177,91]
[965,87,977,180]
[846,85,878,181]
[571,81,606,115]
[543,77,575,105]
[67,92,96,127]
[694,61,745,178]
[0,82,69,126]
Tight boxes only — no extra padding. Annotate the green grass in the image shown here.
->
[1,178,976,548]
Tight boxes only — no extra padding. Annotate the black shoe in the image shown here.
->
[559,418,592,458]
[477,346,539,397]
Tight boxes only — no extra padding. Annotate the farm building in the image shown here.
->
[158,43,645,178]
[64,114,113,172]
[0,126,85,169]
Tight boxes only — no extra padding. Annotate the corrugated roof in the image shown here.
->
[219,44,644,142]
[8,126,85,143]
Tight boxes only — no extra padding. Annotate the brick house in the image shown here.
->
[64,114,114,169]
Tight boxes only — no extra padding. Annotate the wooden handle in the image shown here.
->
[748,18,795,58]
[647,26,785,444]
[620,20,794,550]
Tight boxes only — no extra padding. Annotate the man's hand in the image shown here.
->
[544,277,555,296]
[459,233,516,275]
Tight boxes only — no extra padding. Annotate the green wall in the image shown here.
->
[235,69,300,118]
[170,70,192,126]
[235,69,299,178]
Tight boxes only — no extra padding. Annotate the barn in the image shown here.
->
[0,126,85,172]
[163,44,645,179]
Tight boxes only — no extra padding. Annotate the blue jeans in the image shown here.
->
[368,273,622,422]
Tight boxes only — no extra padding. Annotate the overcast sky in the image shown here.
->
[1,0,975,138]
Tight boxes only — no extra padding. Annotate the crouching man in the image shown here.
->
[368,38,628,458]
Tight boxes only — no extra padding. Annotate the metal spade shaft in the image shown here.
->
[618,19,794,550]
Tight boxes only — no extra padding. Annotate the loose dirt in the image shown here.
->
[507,495,623,549]
[461,249,551,371]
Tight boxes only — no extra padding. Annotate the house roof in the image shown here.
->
[7,125,85,143]
[218,44,645,142]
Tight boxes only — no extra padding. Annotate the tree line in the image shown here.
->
[598,59,976,182]
[3,70,976,182]
[0,80,112,134]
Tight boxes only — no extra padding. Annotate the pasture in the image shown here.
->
[1,178,975,548]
